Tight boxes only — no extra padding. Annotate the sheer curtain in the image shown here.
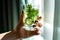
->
[44,0,55,40]
[53,0,60,40]
[27,0,44,16]
[45,0,60,40]
[0,0,19,33]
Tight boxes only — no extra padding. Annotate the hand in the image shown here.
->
[16,13,41,38]
[1,12,43,40]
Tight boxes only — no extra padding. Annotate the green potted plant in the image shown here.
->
[25,4,39,26]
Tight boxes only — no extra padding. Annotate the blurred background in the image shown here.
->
[0,0,20,33]
[0,0,60,40]
[0,0,44,33]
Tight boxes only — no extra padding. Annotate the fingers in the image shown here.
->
[31,16,43,35]
[32,20,43,28]
[34,16,43,27]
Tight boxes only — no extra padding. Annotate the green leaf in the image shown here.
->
[24,4,39,26]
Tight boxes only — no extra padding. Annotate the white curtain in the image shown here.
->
[44,0,55,40]
[53,0,60,40]
[45,0,60,40]
[27,0,44,16]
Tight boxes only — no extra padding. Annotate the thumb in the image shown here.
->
[16,11,24,30]
[19,11,24,24]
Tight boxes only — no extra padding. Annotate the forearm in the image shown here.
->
[1,30,20,40]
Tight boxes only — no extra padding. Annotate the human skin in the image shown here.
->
[1,12,43,40]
